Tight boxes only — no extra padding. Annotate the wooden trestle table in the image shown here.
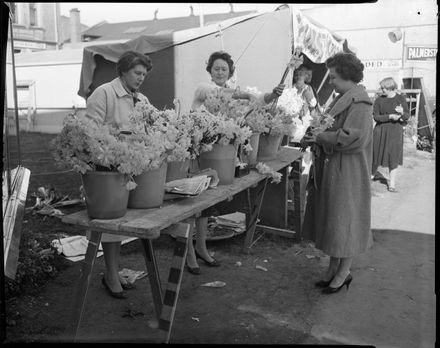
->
[61,146,304,343]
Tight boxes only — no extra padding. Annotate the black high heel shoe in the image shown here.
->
[120,281,136,290]
[102,277,127,299]
[314,277,334,288]
[194,249,220,267]
[322,274,353,294]
[186,263,201,275]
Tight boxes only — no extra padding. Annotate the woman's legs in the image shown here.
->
[329,257,353,287]
[389,167,398,188]
[371,163,379,180]
[185,219,199,268]
[102,241,123,292]
[323,256,340,281]
[194,217,215,263]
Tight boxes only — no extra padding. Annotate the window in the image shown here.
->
[29,3,37,26]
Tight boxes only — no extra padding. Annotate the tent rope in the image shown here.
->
[235,18,269,64]
[215,24,225,51]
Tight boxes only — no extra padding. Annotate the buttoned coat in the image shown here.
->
[302,85,374,257]
[84,77,149,243]
[85,77,149,128]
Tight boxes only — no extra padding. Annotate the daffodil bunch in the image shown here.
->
[129,101,193,163]
[277,87,305,118]
[203,87,232,115]
[308,107,335,136]
[246,104,297,136]
[190,105,252,156]
[51,114,154,190]
[125,123,174,171]
[131,100,161,130]
[255,162,282,184]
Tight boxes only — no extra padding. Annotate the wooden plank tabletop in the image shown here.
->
[62,147,302,239]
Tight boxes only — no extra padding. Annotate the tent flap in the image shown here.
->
[292,9,346,63]
[78,34,175,98]
[77,12,265,99]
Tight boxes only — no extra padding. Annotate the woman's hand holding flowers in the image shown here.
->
[272,83,286,97]
[262,83,286,104]
[395,105,403,114]
[301,132,316,146]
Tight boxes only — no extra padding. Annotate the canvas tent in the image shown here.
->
[78,6,353,112]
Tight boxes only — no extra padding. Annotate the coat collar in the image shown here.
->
[111,77,137,99]
[327,84,372,117]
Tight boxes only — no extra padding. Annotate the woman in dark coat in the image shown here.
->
[371,77,409,192]
[301,52,373,294]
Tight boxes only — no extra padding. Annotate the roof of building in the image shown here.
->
[81,10,256,41]
[8,48,85,66]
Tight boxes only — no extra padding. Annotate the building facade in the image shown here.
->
[8,3,88,53]
[301,0,437,103]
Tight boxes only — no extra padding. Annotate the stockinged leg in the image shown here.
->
[291,158,304,236]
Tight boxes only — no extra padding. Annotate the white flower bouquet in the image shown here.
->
[129,100,193,163]
[277,87,305,118]
[307,106,335,136]
[51,113,155,190]
[190,105,252,156]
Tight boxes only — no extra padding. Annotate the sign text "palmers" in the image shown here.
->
[407,46,437,60]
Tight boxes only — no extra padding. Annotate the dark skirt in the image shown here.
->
[372,122,404,171]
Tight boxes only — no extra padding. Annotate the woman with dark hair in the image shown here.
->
[84,50,153,299]
[186,51,285,275]
[192,51,284,109]
[293,64,317,112]
[301,52,374,294]
[290,64,319,145]
[371,77,409,192]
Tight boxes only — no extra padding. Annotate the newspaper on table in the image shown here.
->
[165,174,212,196]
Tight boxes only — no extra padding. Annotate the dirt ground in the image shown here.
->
[3,138,436,345]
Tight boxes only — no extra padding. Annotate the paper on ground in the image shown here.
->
[201,281,226,287]
[119,268,148,284]
[51,235,137,262]
[216,212,246,225]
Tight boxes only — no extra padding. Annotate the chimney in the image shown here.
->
[229,3,234,13]
[189,5,194,16]
[154,8,159,20]
[69,8,81,44]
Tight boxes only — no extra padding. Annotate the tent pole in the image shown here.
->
[316,69,329,95]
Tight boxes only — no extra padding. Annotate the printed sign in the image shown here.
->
[292,11,344,63]
[14,40,46,50]
[407,46,437,60]
[363,59,402,69]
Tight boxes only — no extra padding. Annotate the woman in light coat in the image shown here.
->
[85,51,152,298]
[302,52,373,294]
